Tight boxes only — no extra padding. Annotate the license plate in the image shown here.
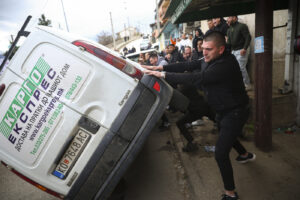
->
[53,129,90,179]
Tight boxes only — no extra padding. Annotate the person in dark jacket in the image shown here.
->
[143,31,255,200]
[167,44,184,63]
[191,37,204,61]
[227,16,252,90]
[213,17,229,36]
[192,28,204,50]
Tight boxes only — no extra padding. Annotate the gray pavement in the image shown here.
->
[123,125,189,200]
[167,112,300,200]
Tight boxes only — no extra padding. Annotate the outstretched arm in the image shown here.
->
[141,65,163,71]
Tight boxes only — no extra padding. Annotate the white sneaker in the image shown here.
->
[191,119,205,126]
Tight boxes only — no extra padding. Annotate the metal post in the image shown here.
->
[0,16,31,72]
[110,12,116,50]
[254,0,273,151]
[60,0,69,32]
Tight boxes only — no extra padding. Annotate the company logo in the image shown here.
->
[0,57,51,144]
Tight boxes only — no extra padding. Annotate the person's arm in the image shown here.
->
[144,69,202,86]
[241,24,251,51]
[163,59,202,73]
[226,28,231,45]
[141,65,163,71]
[165,72,201,85]
[145,57,235,86]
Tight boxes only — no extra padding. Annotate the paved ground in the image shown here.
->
[167,112,300,200]
[123,126,188,200]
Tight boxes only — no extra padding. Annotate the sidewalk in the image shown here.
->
[167,112,300,200]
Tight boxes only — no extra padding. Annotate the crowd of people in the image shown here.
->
[122,46,136,55]
[138,16,252,90]
[140,16,254,200]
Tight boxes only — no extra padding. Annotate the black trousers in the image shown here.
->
[176,106,216,143]
[176,84,216,143]
[176,111,199,142]
[215,105,249,191]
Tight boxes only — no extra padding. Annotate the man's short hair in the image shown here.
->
[184,46,192,51]
[203,31,226,47]
[168,44,175,48]
[149,52,158,59]
[195,37,203,43]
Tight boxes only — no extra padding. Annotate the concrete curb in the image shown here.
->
[168,122,205,200]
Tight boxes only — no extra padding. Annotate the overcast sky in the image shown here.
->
[0,0,156,53]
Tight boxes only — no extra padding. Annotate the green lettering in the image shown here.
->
[22,79,36,95]
[9,99,22,118]
[3,111,16,129]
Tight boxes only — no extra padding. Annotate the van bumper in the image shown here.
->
[66,75,173,200]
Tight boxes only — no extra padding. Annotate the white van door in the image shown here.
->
[8,34,138,129]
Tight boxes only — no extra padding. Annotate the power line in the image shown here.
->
[60,0,69,32]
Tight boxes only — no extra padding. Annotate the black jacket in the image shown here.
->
[192,36,203,50]
[191,50,203,61]
[213,18,229,36]
[170,49,184,63]
[163,52,249,113]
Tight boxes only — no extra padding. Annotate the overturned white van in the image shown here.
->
[0,22,173,199]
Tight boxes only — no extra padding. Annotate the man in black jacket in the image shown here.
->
[143,31,255,200]
[213,17,229,36]
[191,37,204,61]
[167,44,184,63]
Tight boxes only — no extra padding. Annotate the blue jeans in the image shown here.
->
[215,105,249,190]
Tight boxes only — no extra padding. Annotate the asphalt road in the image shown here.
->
[123,126,188,200]
[0,125,188,200]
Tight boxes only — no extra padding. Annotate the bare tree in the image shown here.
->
[98,31,113,46]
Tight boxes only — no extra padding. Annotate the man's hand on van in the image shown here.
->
[144,70,165,78]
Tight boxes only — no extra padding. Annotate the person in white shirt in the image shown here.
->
[187,34,193,48]
[179,33,189,53]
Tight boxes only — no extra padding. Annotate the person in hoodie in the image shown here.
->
[192,28,204,50]
[148,52,169,67]
[191,37,204,61]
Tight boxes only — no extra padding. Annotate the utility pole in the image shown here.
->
[254,0,273,151]
[124,1,130,39]
[110,12,116,50]
[60,0,69,32]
